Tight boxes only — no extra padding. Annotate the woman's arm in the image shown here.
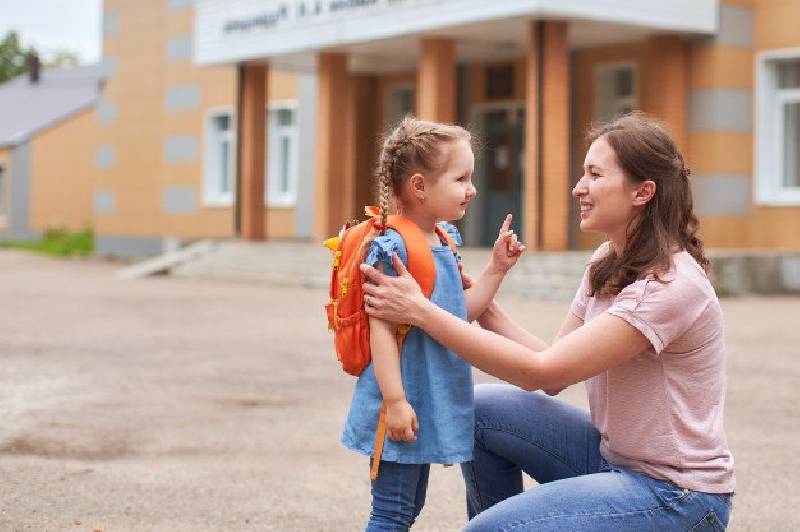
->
[362,255,649,391]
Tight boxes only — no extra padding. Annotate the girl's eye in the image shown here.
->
[590,172,600,179]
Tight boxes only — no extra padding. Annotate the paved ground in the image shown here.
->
[0,250,797,531]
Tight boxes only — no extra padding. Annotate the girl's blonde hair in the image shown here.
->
[376,116,472,233]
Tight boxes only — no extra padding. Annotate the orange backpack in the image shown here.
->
[324,207,459,478]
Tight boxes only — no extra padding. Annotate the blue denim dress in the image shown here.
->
[341,223,474,464]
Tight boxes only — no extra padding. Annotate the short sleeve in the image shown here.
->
[437,222,463,247]
[569,242,611,321]
[364,229,409,277]
[605,278,710,355]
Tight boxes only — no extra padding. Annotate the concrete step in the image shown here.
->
[154,240,800,299]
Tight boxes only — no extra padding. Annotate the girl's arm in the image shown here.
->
[362,256,649,392]
[369,265,418,442]
[464,214,525,321]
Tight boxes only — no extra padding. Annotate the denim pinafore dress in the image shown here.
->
[341,223,474,465]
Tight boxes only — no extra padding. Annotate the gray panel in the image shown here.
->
[9,142,32,237]
[102,13,119,35]
[691,174,751,215]
[781,257,800,291]
[165,85,200,112]
[717,4,752,48]
[689,90,752,132]
[94,190,115,213]
[164,135,198,163]
[294,72,317,239]
[167,35,193,61]
[162,186,197,214]
[95,145,116,169]
[95,235,165,258]
[95,97,116,125]
[99,56,117,78]
[168,0,193,9]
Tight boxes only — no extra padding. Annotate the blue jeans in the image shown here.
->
[367,460,431,531]
[461,384,734,531]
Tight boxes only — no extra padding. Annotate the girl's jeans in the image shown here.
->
[367,460,430,531]
[461,384,734,531]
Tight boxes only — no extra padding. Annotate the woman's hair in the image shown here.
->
[376,116,472,233]
[587,112,709,296]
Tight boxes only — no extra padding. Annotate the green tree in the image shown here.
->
[0,31,31,84]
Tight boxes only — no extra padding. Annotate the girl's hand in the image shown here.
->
[490,214,526,274]
[361,254,430,326]
[385,399,419,442]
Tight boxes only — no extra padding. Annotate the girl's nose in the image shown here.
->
[467,183,477,199]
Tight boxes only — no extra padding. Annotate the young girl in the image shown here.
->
[340,116,525,531]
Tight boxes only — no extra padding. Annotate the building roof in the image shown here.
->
[0,63,108,148]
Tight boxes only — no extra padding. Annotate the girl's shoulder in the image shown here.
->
[436,222,463,247]
[364,229,408,272]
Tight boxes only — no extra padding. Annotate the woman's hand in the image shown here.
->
[490,214,526,274]
[385,399,419,442]
[360,254,431,326]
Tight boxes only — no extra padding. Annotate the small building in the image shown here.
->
[0,62,108,242]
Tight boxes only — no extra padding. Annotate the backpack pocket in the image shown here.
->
[334,309,371,376]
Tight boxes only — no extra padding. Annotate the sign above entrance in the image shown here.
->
[194,0,718,66]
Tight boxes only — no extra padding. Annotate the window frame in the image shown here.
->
[202,107,236,207]
[265,100,299,208]
[755,48,800,206]
[593,61,638,124]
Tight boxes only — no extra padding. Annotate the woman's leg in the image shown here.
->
[367,461,429,532]
[460,384,603,518]
[464,466,734,532]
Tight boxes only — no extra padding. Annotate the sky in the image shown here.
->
[0,0,102,64]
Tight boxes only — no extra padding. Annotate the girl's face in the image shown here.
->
[421,139,477,222]
[572,135,643,246]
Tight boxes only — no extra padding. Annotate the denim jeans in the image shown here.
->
[367,460,431,531]
[461,384,734,531]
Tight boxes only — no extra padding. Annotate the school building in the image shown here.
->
[1,0,798,257]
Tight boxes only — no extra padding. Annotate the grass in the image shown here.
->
[0,228,94,257]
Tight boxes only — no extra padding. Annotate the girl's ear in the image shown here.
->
[633,180,656,206]
[409,173,425,201]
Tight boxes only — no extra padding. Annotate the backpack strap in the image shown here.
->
[384,215,437,298]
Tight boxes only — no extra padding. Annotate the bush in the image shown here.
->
[0,228,94,257]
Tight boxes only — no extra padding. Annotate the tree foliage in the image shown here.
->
[0,31,31,84]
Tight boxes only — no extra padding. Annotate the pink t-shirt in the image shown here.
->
[570,242,735,494]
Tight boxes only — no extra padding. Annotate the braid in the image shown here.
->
[378,171,390,236]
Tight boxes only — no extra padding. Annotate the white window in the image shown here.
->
[594,63,637,123]
[266,102,298,207]
[0,163,7,226]
[756,51,800,205]
[203,109,235,205]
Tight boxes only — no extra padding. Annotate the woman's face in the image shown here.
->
[572,135,641,244]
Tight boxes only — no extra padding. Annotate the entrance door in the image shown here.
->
[479,107,524,246]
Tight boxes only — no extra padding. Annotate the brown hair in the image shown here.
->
[376,116,472,234]
[587,112,709,296]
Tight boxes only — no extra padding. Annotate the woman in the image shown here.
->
[359,113,735,531]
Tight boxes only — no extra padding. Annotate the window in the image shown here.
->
[383,85,415,128]
[204,110,235,205]
[594,63,637,123]
[486,64,515,100]
[756,52,800,205]
[266,103,298,207]
[0,163,6,225]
